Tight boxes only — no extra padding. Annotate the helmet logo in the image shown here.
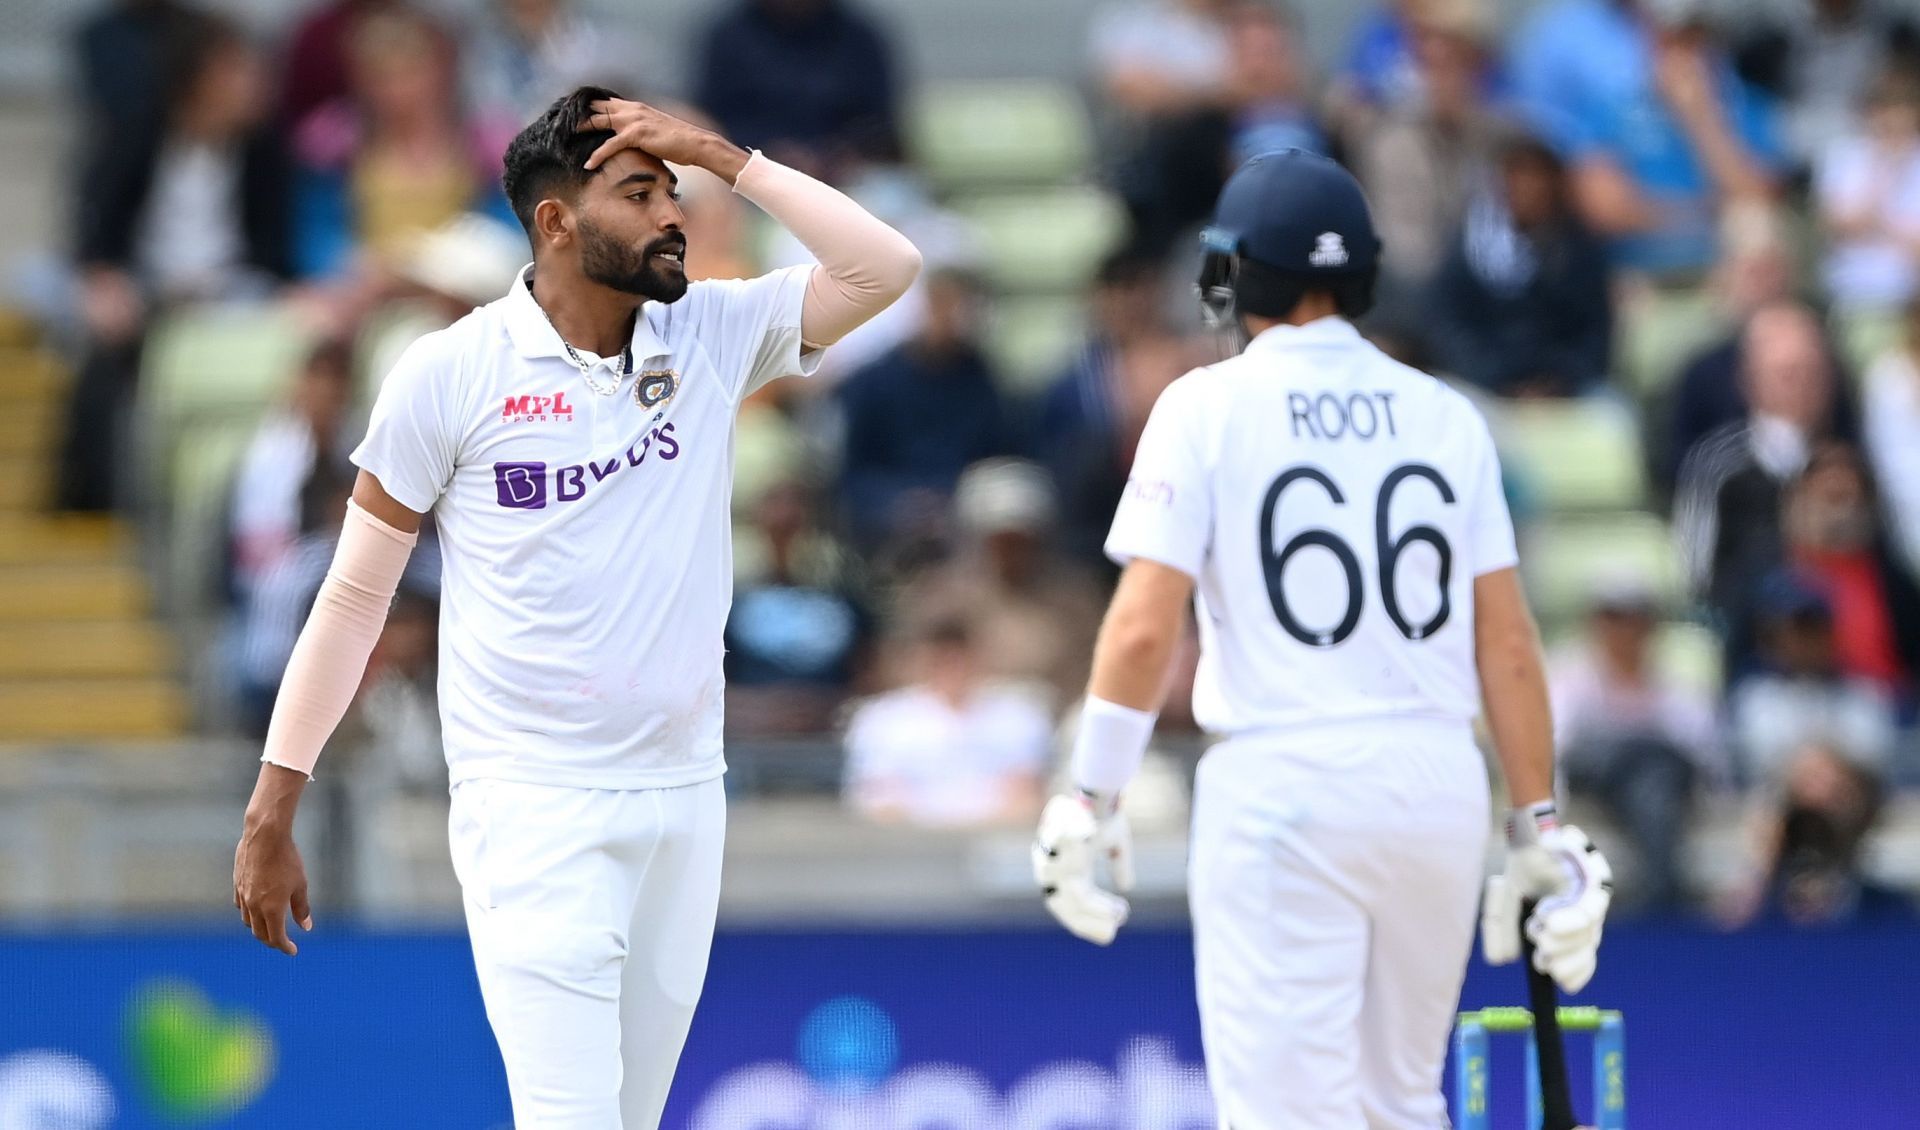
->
[1309,232,1349,268]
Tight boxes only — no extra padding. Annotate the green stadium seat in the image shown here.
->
[1491,398,1647,513]
[1837,308,1903,379]
[142,305,315,426]
[952,188,1126,293]
[1617,287,1721,400]
[137,305,315,608]
[1524,513,1684,630]
[987,297,1087,392]
[909,81,1094,188]
[1654,621,1724,698]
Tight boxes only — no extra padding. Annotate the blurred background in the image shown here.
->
[0,0,1917,1125]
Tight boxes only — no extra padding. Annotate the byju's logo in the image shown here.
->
[502,392,576,423]
[491,424,681,511]
[494,462,548,509]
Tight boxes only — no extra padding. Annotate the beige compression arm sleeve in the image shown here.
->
[731,151,923,347]
[260,500,417,778]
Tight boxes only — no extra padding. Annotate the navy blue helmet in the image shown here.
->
[1197,149,1382,327]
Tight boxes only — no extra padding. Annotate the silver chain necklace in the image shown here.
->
[560,337,633,397]
[537,299,633,397]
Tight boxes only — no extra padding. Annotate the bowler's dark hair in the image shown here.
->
[502,86,625,235]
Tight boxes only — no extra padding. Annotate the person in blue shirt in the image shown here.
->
[1510,0,1783,278]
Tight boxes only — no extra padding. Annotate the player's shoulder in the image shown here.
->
[665,264,810,336]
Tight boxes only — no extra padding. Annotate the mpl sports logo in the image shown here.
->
[502,391,576,423]
[493,424,682,509]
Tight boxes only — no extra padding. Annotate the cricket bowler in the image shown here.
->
[233,86,920,1128]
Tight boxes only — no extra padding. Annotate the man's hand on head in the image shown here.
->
[581,99,749,184]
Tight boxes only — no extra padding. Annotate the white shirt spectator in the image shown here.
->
[136,141,245,300]
[1815,133,1920,310]
[1862,344,1920,571]
[1731,674,1897,784]
[1548,644,1724,778]
[1089,0,1230,110]
[844,682,1052,827]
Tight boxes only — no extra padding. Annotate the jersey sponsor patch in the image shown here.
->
[490,425,682,509]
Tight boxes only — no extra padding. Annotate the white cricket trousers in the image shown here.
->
[1190,724,1489,1130]
[448,776,727,1130]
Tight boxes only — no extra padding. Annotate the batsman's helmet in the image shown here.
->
[1196,149,1382,328]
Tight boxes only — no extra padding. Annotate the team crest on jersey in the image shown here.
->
[1309,232,1349,268]
[635,369,679,409]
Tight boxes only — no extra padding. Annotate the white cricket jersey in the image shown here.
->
[352,263,822,789]
[1105,317,1518,738]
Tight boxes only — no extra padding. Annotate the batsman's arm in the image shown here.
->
[234,471,421,954]
[1474,566,1555,814]
[1073,559,1194,798]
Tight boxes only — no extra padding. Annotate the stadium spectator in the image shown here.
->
[1732,0,1920,171]
[463,0,641,164]
[1549,577,1721,911]
[1862,297,1920,570]
[1724,576,1896,927]
[291,9,510,283]
[1032,253,1179,563]
[1676,303,1841,630]
[835,269,1014,551]
[1345,0,1508,321]
[1057,339,1195,571]
[843,618,1052,827]
[1510,0,1781,279]
[724,478,873,736]
[60,12,287,512]
[695,0,901,181]
[1088,0,1232,122]
[234,464,439,736]
[228,338,355,604]
[1758,445,1920,699]
[1426,134,1613,397]
[1657,223,1866,496]
[1113,1,1327,256]
[898,459,1106,711]
[73,0,202,175]
[1332,0,1504,115]
[281,0,428,129]
[1815,68,1920,316]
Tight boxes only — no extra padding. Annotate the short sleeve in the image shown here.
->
[350,335,459,514]
[686,264,823,402]
[1104,376,1213,578]
[1464,410,1519,576]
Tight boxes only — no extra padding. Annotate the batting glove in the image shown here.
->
[1482,805,1613,994]
[1033,791,1134,945]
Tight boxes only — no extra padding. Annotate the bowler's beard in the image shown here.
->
[579,218,689,303]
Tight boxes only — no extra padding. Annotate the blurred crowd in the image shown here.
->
[29,0,1920,926]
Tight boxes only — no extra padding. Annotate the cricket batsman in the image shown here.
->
[1032,150,1614,1128]
[232,87,920,1127]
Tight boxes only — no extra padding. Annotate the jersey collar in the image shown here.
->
[1244,315,1361,354]
[502,264,675,367]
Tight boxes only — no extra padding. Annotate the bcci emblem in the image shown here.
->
[636,369,679,410]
